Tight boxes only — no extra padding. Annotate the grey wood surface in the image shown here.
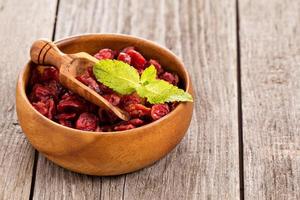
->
[239,0,300,199]
[32,0,240,199]
[0,0,57,200]
[0,0,299,199]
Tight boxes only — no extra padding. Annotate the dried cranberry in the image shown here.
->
[76,73,101,93]
[114,124,135,131]
[32,98,56,119]
[98,82,113,94]
[30,84,53,102]
[151,104,170,120]
[57,113,77,121]
[121,93,144,107]
[40,67,59,81]
[146,59,164,75]
[103,93,121,106]
[32,101,48,116]
[117,52,131,64]
[57,98,87,113]
[125,104,151,118]
[159,72,179,86]
[121,46,135,53]
[47,99,56,119]
[94,48,115,60]
[75,113,98,131]
[47,80,64,101]
[59,119,73,128]
[128,118,144,126]
[126,49,146,70]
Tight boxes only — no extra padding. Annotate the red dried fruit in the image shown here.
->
[76,67,101,93]
[121,93,144,107]
[98,82,113,94]
[47,99,56,119]
[114,124,135,131]
[103,93,121,106]
[94,48,115,60]
[159,72,179,86]
[57,113,76,128]
[57,98,87,113]
[30,84,53,102]
[59,119,73,128]
[125,104,151,118]
[151,104,170,120]
[147,59,164,75]
[121,46,135,53]
[126,49,147,70]
[117,52,131,64]
[32,98,56,119]
[57,113,77,121]
[40,67,59,81]
[128,118,144,126]
[76,112,98,131]
[32,101,48,116]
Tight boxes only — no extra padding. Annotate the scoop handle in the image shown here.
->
[30,39,71,68]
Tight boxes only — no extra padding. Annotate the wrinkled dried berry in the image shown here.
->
[159,72,179,86]
[94,48,115,60]
[126,49,147,70]
[103,93,121,106]
[114,124,135,131]
[76,70,101,93]
[40,67,59,81]
[121,46,135,53]
[121,93,144,107]
[57,98,87,113]
[76,112,98,131]
[147,59,164,75]
[117,52,131,64]
[32,98,56,119]
[151,104,170,120]
[125,104,151,118]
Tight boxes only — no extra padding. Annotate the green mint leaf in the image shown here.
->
[93,60,193,104]
[140,65,156,85]
[93,60,140,95]
[136,79,193,104]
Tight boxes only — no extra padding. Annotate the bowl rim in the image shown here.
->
[18,33,193,136]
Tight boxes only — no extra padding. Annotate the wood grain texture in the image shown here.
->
[0,0,57,199]
[239,0,300,199]
[33,0,240,199]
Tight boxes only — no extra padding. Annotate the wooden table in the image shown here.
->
[0,0,299,199]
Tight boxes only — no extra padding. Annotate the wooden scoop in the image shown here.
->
[30,39,130,121]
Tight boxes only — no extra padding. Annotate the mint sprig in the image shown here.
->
[93,60,193,104]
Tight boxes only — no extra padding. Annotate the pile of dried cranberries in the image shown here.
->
[27,47,181,132]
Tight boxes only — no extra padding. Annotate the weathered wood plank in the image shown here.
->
[239,0,300,199]
[0,0,57,199]
[33,0,240,199]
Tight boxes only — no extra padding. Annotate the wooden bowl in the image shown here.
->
[16,34,194,176]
